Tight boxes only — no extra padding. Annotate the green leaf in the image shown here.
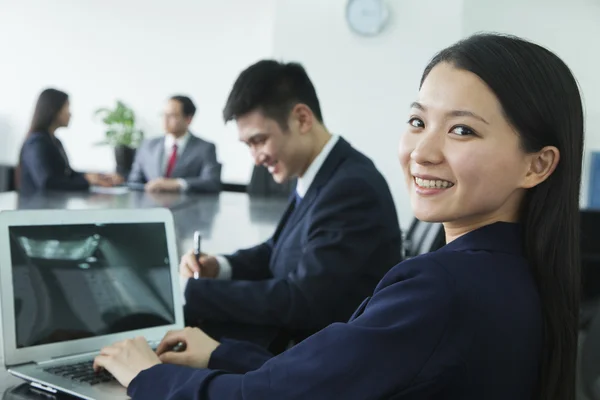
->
[93,100,143,148]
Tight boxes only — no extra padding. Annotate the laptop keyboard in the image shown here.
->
[43,361,115,385]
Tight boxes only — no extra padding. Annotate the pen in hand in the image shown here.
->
[193,231,201,280]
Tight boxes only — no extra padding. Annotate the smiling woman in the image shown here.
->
[399,63,556,237]
[399,34,583,400]
[95,33,584,400]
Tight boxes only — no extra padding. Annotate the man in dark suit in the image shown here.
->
[179,60,402,349]
[127,96,221,193]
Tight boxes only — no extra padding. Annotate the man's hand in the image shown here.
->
[93,337,161,388]
[179,249,220,279]
[156,327,220,369]
[145,178,182,192]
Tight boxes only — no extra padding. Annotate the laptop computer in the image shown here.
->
[0,208,184,399]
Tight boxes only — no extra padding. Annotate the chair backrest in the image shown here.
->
[581,304,600,399]
[582,210,600,302]
[0,165,16,192]
[222,182,247,193]
[247,165,295,198]
[403,218,445,258]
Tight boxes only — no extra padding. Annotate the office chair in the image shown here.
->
[247,165,295,197]
[403,218,446,258]
[0,164,16,192]
[580,210,600,330]
[580,303,600,399]
[222,182,247,193]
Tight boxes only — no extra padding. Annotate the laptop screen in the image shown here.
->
[9,222,176,349]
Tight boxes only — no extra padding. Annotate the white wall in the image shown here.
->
[270,0,600,225]
[461,0,600,206]
[271,0,464,227]
[1,0,598,222]
[0,0,275,183]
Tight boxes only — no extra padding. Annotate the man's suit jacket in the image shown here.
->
[128,223,543,400]
[127,134,221,193]
[184,137,403,347]
[18,131,89,195]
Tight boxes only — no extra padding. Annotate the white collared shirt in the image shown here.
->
[163,132,191,173]
[163,132,191,191]
[296,135,339,199]
[180,134,340,304]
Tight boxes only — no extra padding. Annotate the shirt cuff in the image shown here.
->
[177,178,189,192]
[179,275,189,306]
[215,256,232,280]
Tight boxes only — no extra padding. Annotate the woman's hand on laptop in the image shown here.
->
[155,327,220,369]
[92,337,161,388]
[179,250,220,279]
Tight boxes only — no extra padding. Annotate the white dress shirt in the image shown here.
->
[180,135,340,303]
[164,132,191,191]
[295,135,339,198]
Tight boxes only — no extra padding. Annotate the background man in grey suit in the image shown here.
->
[127,95,221,193]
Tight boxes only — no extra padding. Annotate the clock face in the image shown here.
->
[346,0,389,37]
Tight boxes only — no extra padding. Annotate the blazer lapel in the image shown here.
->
[270,194,300,264]
[271,193,299,244]
[349,296,371,321]
[53,138,72,175]
[283,138,351,231]
[152,139,166,179]
[271,138,352,259]
[171,135,197,177]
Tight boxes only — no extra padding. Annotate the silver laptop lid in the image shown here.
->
[0,208,184,367]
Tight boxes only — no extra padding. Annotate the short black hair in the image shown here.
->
[170,95,196,118]
[222,60,323,129]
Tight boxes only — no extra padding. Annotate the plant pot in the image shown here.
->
[114,145,136,178]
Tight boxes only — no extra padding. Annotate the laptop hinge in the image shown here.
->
[8,361,36,368]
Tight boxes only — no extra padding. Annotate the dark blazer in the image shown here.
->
[128,222,542,400]
[184,137,402,347]
[18,131,89,195]
[127,134,221,193]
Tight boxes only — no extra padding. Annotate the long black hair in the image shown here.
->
[421,33,583,399]
[16,88,70,188]
[28,88,69,134]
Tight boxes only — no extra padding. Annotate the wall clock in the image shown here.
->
[346,0,390,37]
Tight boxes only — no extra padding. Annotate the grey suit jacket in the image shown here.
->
[127,134,221,193]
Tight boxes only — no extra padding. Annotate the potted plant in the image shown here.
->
[94,100,144,177]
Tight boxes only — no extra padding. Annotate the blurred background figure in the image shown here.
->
[17,88,122,195]
[127,95,221,193]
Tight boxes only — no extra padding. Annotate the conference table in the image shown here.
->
[0,189,288,398]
